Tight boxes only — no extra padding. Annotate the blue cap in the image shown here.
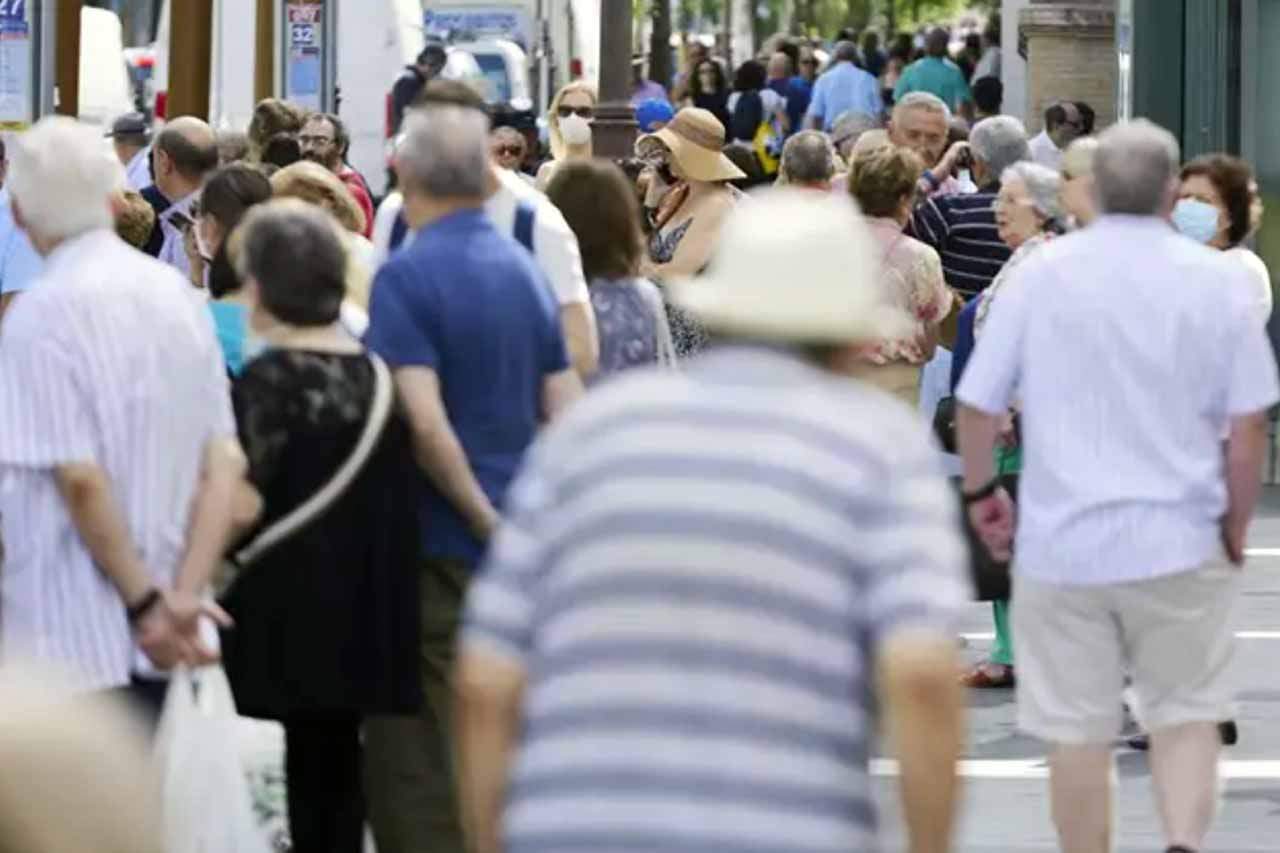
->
[635,98,675,133]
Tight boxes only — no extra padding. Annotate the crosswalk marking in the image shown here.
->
[871,759,1280,780]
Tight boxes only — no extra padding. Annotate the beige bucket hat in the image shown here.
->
[638,107,746,183]
[669,188,912,344]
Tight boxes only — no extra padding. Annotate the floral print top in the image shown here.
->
[589,277,678,382]
[861,217,954,366]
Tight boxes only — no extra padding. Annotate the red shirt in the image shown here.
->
[338,165,375,239]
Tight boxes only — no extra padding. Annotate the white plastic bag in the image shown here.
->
[155,666,274,853]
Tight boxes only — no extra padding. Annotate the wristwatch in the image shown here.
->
[126,587,163,626]
[961,477,1001,506]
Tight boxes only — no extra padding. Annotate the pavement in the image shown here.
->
[874,487,1280,853]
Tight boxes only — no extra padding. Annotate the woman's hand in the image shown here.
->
[183,225,206,289]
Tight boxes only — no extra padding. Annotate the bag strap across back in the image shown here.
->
[233,354,394,568]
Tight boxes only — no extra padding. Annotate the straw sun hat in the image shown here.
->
[669,187,912,344]
[638,107,746,183]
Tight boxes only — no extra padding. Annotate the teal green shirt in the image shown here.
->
[894,56,972,112]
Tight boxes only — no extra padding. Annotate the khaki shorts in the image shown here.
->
[1013,563,1240,744]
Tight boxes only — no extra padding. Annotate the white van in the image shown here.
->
[78,8,134,129]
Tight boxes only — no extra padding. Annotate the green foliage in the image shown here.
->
[639,0,996,37]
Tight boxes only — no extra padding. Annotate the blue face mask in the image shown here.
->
[1172,198,1222,244]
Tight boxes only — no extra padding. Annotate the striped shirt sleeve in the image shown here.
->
[0,313,96,467]
[907,197,949,255]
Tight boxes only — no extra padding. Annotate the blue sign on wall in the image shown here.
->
[423,8,531,49]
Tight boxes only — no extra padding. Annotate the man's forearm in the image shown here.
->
[456,654,525,853]
[56,463,151,604]
[1225,412,1269,527]
[956,404,1000,490]
[881,634,965,853]
[412,421,498,536]
[176,438,249,595]
[561,304,599,380]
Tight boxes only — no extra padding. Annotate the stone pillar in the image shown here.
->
[1019,0,1116,133]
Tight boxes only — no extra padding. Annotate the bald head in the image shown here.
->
[767,51,792,80]
[154,115,218,200]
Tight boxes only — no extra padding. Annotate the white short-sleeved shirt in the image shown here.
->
[727,88,787,120]
[0,230,235,691]
[958,215,1280,587]
[484,167,590,307]
[1028,130,1063,172]
[373,175,591,310]
[1225,246,1273,326]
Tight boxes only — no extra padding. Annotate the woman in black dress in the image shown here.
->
[219,199,422,853]
[686,59,731,134]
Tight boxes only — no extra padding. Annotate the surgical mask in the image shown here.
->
[559,113,593,147]
[1172,198,1222,245]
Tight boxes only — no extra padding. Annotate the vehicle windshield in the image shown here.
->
[471,53,511,105]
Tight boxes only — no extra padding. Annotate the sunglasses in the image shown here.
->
[557,106,594,119]
[800,58,818,66]
[493,145,524,157]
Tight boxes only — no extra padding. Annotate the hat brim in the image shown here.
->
[640,127,746,183]
[667,272,915,345]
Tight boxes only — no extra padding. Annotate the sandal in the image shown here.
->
[961,662,1016,689]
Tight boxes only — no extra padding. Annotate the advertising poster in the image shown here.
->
[0,0,30,131]
[285,2,323,112]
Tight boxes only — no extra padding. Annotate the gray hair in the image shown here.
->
[398,105,489,198]
[970,115,1030,178]
[830,111,880,156]
[833,41,860,64]
[1001,161,1064,224]
[892,91,952,125]
[8,117,122,242]
[1093,119,1180,215]
[779,131,836,186]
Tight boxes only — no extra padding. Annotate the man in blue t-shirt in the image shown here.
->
[362,102,582,853]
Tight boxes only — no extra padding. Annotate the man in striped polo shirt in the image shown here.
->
[908,115,1031,299]
[457,189,970,853]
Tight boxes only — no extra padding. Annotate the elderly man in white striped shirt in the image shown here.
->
[0,118,247,717]
[957,119,1280,853]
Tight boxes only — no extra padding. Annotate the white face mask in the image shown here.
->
[559,113,593,147]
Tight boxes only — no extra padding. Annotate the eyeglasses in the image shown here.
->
[493,145,524,157]
[298,135,334,145]
[557,106,594,119]
[800,58,818,66]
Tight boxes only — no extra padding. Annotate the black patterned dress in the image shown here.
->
[221,349,422,720]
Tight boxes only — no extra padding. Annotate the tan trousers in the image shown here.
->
[363,558,470,853]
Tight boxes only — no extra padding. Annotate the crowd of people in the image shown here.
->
[0,14,1277,853]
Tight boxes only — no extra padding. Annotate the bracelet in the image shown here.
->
[961,477,1001,506]
[922,169,941,190]
[126,588,163,626]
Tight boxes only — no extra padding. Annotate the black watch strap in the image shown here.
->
[961,477,1001,506]
[126,588,162,626]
